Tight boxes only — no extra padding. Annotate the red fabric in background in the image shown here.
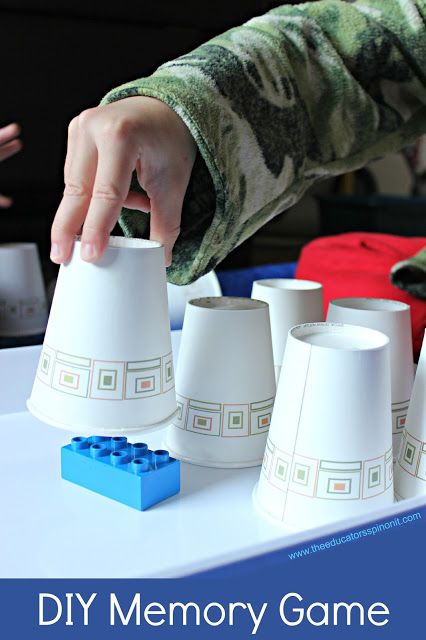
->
[296,232,426,360]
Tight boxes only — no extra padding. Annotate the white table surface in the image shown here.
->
[0,333,424,578]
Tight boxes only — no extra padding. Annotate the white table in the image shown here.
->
[0,334,423,578]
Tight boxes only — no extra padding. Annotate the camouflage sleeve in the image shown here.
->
[102,0,426,284]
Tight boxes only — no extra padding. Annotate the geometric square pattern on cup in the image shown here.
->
[250,398,274,435]
[90,361,125,400]
[187,400,221,437]
[267,443,292,492]
[404,441,416,466]
[134,375,155,394]
[222,404,249,437]
[125,359,161,400]
[262,435,393,502]
[417,445,426,482]
[98,369,117,392]
[362,457,385,498]
[293,463,309,486]
[392,400,409,435]
[261,438,274,479]
[327,477,352,495]
[369,466,381,488]
[173,394,188,430]
[35,344,174,402]
[289,455,317,497]
[162,354,175,393]
[36,345,56,386]
[385,447,393,490]
[6,302,19,319]
[316,460,362,500]
[397,431,423,478]
[52,351,91,398]
[275,458,288,483]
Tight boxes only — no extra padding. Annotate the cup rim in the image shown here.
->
[252,278,322,291]
[289,322,390,351]
[329,297,410,313]
[75,236,162,250]
[188,296,268,311]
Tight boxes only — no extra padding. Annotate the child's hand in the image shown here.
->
[50,96,197,266]
[0,123,22,208]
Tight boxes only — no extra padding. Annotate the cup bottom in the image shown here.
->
[26,398,179,435]
[163,441,263,469]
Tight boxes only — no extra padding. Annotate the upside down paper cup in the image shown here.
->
[327,298,414,461]
[0,243,48,337]
[394,330,426,499]
[27,237,177,434]
[254,323,393,531]
[164,297,276,468]
[251,279,323,383]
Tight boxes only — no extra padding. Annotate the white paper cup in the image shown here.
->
[27,237,177,434]
[254,322,393,531]
[0,243,48,337]
[394,330,426,499]
[167,270,221,330]
[327,298,414,461]
[164,296,276,468]
[251,279,323,383]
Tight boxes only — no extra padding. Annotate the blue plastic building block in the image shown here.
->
[61,436,180,510]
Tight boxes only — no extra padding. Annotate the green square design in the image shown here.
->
[368,465,381,488]
[98,369,117,391]
[193,415,212,431]
[177,401,183,420]
[165,361,173,383]
[275,458,288,482]
[293,463,309,486]
[228,411,244,429]
[64,374,74,384]
[404,442,416,466]
[41,353,50,374]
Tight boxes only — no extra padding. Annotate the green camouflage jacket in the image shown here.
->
[102,0,426,295]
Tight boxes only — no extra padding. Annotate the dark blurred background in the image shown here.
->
[1,0,425,289]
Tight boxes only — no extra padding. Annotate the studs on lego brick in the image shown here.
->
[154,450,170,467]
[110,450,129,466]
[131,457,151,475]
[132,442,149,457]
[110,437,128,451]
[90,443,109,458]
[71,436,89,450]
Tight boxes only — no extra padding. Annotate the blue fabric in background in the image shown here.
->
[217,262,297,298]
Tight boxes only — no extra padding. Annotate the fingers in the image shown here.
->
[0,123,21,146]
[0,194,12,208]
[149,179,185,266]
[0,138,22,162]
[123,190,151,212]
[51,117,98,263]
[79,133,136,261]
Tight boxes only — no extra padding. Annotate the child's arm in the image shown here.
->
[51,0,426,283]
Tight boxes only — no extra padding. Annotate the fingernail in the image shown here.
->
[50,243,62,261]
[81,242,96,261]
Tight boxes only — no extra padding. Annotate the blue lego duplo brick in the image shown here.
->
[61,436,180,510]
